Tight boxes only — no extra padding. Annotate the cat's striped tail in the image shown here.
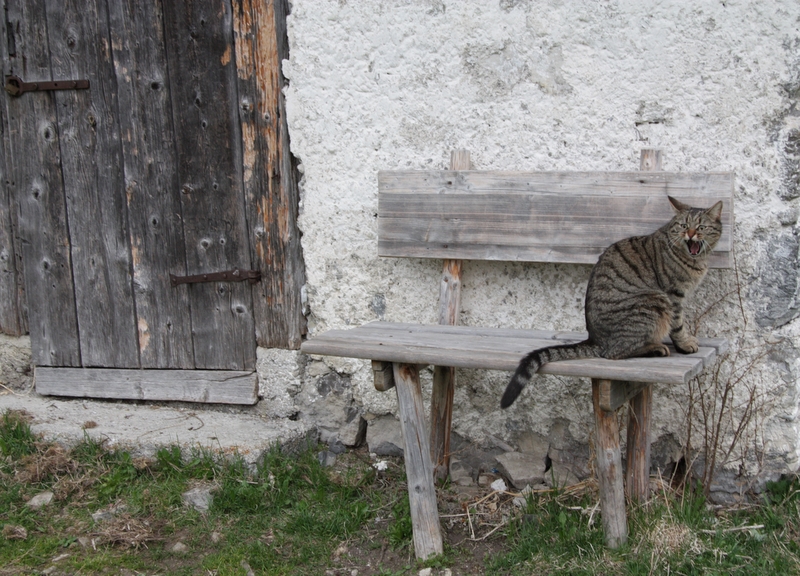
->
[500,341,602,408]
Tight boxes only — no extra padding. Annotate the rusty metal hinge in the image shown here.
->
[4,75,90,96]
[170,268,261,287]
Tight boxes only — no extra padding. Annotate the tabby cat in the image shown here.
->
[500,196,724,409]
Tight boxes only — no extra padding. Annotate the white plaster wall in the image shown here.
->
[286,0,800,483]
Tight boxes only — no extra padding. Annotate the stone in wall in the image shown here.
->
[782,128,800,201]
[0,334,32,391]
[751,230,800,329]
[366,414,403,457]
[299,363,367,447]
[543,419,591,483]
[256,347,303,419]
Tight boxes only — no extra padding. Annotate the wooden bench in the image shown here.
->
[301,149,733,558]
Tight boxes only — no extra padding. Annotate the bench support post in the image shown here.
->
[626,384,653,502]
[393,362,443,560]
[431,364,455,481]
[592,378,628,548]
[430,149,469,482]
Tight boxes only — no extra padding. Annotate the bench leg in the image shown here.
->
[592,378,628,548]
[626,384,653,502]
[430,365,455,482]
[393,363,443,560]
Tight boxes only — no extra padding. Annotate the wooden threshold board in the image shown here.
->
[35,367,259,405]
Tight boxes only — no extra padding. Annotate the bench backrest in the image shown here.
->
[378,170,734,268]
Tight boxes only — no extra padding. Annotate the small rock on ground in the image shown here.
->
[241,559,255,576]
[495,451,547,489]
[91,504,127,523]
[318,450,337,467]
[182,486,214,512]
[26,491,54,509]
[449,458,474,486]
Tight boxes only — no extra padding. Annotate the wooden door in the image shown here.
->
[0,0,305,403]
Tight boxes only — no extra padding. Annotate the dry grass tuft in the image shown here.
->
[15,444,78,484]
[2,524,28,541]
[650,519,696,555]
[91,513,165,549]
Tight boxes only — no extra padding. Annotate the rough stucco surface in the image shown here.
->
[0,334,32,391]
[285,0,800,492]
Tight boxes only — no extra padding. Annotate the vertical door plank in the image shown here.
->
[45,0,139,368]
[232,0,306,350]
[107,0,194,369]
[163,0,256,370]
[0,12,25,335]
[5,0,80,366]
[0,92,26,336]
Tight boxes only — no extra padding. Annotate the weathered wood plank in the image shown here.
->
[233,0,306,350]
[378,171,733,267]
[379,170,733,197]
[626,384,653,501]
[5,0,80,366]
[0,85,26,336]
[356,321,729,355]
[108,0,195,369]
[597,380,648,412]
[379,238,731,268]
[163,0,256,370]
[430,150,468,483]
[0,8,25,336]
[35,367,258,404]
[47,0,139,368]
[592,379,628,548]
[393,363,443,560]
[430,364,454,482]
[600,380,636,413]
[372,360,395,391]
[301,322,719,384]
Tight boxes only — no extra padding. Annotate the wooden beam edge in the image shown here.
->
[35,367,259,405]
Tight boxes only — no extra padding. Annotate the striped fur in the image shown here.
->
[501,196,724,409]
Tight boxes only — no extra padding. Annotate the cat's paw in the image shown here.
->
[673,335,699,354]
[652,344,670,357]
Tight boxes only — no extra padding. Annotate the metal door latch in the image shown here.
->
[4,75,90,96]
[170,268,261,287]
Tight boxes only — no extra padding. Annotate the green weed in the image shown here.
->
[0,410,37,460]
[387,495,413,549]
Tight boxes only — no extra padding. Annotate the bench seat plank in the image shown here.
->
[353,321,728,358]
[300,322,720,385]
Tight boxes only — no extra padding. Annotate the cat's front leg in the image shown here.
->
[669,298,699,354]
[671,327,699,354]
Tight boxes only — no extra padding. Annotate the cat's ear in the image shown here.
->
[706,201,723,222]
[667,196,691,213]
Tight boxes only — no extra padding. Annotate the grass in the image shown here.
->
[2,408,800,575]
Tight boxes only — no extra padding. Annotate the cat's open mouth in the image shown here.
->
[687,239,702,256]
